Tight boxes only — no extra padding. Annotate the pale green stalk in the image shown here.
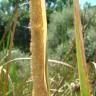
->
[73,0,91,96]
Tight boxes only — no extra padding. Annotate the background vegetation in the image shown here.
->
[0,0,96,96]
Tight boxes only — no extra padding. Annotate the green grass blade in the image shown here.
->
[6,32,11,49]
[73,0,91,96]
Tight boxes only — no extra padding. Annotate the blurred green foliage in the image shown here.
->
[0,0,96,57]
[0,0,96,95]
[0,49,32,96]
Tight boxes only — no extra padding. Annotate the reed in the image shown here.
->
[73,0,92,96]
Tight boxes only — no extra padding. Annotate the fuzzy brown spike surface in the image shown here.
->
[29,0,48,96]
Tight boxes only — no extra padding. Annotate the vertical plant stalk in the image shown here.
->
[0,67,2,96]
[94,49,96,63]
[0,31,7,47]
[29,0,48,96]
[73,0,91,96]
[4,2,18,95]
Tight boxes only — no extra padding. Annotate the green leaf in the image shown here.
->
[73,0,91,96]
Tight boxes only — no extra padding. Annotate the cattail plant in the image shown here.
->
[29,0,49,96]
[4,1,19,95]
[73,0,92,96]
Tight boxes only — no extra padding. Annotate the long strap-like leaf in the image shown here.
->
[73,0,91,96]
[4,2,19,95]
